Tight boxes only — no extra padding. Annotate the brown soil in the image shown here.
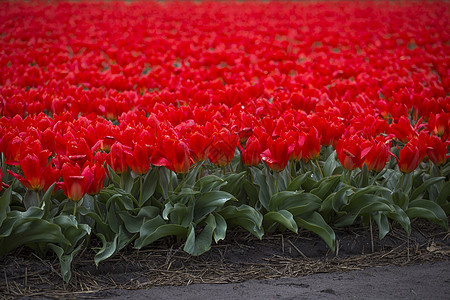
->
[1,219,449,299]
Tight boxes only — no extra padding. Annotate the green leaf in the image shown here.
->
[106,202,120,234]
[392,190,409,210]
[373,212,389,239]
[332,185,352,212]
[194,191,236,222]
[286,172,313,191]
[351,185,392,202]
[335,194,393,227]
[323,150,338,177]
[311,175,341,200]
[243,179,259,207]
[40,183,56,217]
[406,199,448,230]
[295,212,335,251]
[269,191,321,216]
[219,204,263,239]
[213,213,227,243]
[184,214,216,256]
[0,185,12,227]
[134,220,187,249]
[359,163,369,188]
[94,233,118,265]
[411,177,445,200]
[250,167,271,210]
[0,219,70,255]
[107,165,121,188]
[221,171,246,197]
[48,243,83,283]
[194,175,226,193]
[436,180,450,206]
[387,205,411,235]
[141,168,159,205]
[264,210,298,233]
[163,203,193,227]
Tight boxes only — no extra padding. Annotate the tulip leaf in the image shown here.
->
[94,233,118,266]
[335,194,392,227]
[107,165,121,188]
[311,175,341,200]
[351,185,392,201]
[0,185,12,227]
[359,163,369,188]
[48,243,83,283]
[392,189,409,210]
[264,210,298,233]
[221,171,246,197]
[269,191,321,216]
[323,150,338,177]
[243,179,259,208]
[410,177,445,200]
[194,191,236,222]
[163,203,193,227]
[251,167,271,210]
[213,213,227,243]
[295,212,336,251]
[406,199,448,230]
[0,219,70,255]
[184,214,216,256]
[219,205,263,239]
[141,167,159,205]
[194,175,226,193]
[287,172,314,192]
[372,212,390,239]
[134,216,187,249]
[436,180,450,206]
[332,185,352,212]
[387,205,411,235]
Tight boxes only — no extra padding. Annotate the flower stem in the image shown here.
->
[169,170,173,196]
[275,172,279,193]
[315,159,324,178]
[288,160,293,184]
[348,169,352,185]
[73,201,77,216]
[36,191,41,206]
[198,163,203,181]
[139,175,143,207]
[94,195,103,219]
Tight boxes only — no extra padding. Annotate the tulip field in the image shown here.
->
[0,1,449,282]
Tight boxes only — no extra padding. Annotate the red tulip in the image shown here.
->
[361,138,391,172]
[298,127,321,162]
[82,161,105,195]
[208,129,239,167]
[8,150,60,191]
[187,131,212,162]
[106,142,128,174]
[426,135,449,166]
[125,144,152,175]
[336,136,364,170]
[394,139,422,174]
[238,136,262,167]
[153,138,192,174]
[61,163,87,202]
[390,116,421,143]
[261,138,294,172]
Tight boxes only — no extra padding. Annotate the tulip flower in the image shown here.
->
[426,135,449,166]
[208,129,239,167]
[361,138,391,172]
[336,136,364,170]
[238,136,262,167]
[187,131,212,162]
[125,143,152,175]
[82,161,105,195]
[61,163,87,202]
[106,142,128,175]
[8,150,60,192]
[261,138,294,172]
[153,138,192,174]
[394,139,422,174]
[298,127,321,162]
[390,116,421,143]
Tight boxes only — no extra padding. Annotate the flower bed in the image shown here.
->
[0,1,448,282]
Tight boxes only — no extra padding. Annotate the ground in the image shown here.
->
[1,219,449,299]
